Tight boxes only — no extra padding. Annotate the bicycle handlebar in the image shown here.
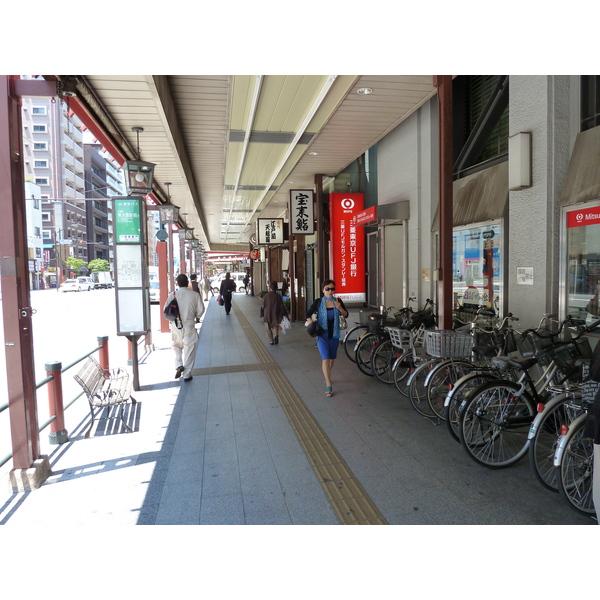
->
[521,315,600,341]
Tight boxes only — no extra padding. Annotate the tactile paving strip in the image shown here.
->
[233,304,388,525]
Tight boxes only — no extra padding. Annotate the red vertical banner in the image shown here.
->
[329,193,366,302]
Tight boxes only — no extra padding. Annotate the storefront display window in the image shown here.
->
[452,221,502,321]
[563,203,600,321]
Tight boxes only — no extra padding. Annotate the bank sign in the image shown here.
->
[330,193,365,302]
[566,206,600,228]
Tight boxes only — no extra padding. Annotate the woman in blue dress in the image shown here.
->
[306,279,348,397]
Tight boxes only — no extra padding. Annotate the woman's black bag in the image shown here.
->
[306,320,325,337]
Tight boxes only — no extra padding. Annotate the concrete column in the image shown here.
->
[508,76,573,328]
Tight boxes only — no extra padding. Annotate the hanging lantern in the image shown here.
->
[123,160,156,196]
[158,181,179,224]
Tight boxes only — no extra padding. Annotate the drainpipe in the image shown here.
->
[434,76,453,330]
[315,174,325,289]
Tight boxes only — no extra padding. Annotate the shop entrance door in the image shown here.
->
[305,249,315,309]
[367,232,378,307]
[561,203,600,322]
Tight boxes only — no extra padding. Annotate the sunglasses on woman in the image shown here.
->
[324,287,335,291]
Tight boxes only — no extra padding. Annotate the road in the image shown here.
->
[1,288,164,460]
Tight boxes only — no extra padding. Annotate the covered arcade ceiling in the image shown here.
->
[60,75,436,251]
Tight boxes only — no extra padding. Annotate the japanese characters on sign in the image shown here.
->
[329,193,366,302]
[114,197,142,243]
[257,218,284,245]
[289,189,314,235]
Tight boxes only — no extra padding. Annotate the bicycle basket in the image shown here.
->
[521,327,560,358]
[411,310,437,329]
[359,309,379,326]
[472,329,496,351]
[368,313,398,333]
[386,327,413,350]
[538,341,583,382]
[424,330,473,358]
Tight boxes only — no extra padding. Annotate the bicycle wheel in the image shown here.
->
[355,333,385,377]
[444,371,497,444]
[556,414,596,516]
[408,360,439,417]
[426,358,475,421]
[528,395,585,492]
[393,351,414,397]
[371,339,401,384]
[343,325,370,363]
[459,380,536,469]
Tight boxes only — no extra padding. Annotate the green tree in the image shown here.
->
[88,258,110,272]
[66,257,87,274]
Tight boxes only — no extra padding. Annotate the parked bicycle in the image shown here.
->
[457,315,597,469]
[441,313,522,440]
[354,300,435,379]
[370,299,437,385]
[400,306,496,418]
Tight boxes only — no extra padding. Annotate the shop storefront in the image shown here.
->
[560,202,600,322]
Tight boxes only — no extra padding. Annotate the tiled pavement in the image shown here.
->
[0,293,596,527]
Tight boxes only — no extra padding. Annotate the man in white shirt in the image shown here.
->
[164,273,205,382]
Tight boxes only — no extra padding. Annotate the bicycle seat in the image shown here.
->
[491,356,538,371]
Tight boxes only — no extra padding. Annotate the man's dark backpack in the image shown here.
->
[164,292,183,329]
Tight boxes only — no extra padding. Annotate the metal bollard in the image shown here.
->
[97,336,109,372]
[45,360,68,445]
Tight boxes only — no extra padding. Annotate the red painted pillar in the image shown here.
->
[157,241,169,332]
[45,361,68,445]
[0,75,42,469]
[97,336,109,371]
[168,225,175,293]
[434,75,454,330]
[180,236,187,275]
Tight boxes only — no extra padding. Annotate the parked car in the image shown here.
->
[149,280,160,303]
[59,279,78,292]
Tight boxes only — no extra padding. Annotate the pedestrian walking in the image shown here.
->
[202,275,213,301]
[243,272,250,295]
[189,273,202,323]
[262,280,288,345]
[164,273,205,382]
[189,273,201,295]
[219,272,237,315]
[305,279,348,397]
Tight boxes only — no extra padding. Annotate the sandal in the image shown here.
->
[325,386,333,397]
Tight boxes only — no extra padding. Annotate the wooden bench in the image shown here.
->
[73,356,136,439]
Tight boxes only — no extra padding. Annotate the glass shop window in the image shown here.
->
[452,221,502,323]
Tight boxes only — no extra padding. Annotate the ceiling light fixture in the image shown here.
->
[308,152,319,156]
[357,87,373,95]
